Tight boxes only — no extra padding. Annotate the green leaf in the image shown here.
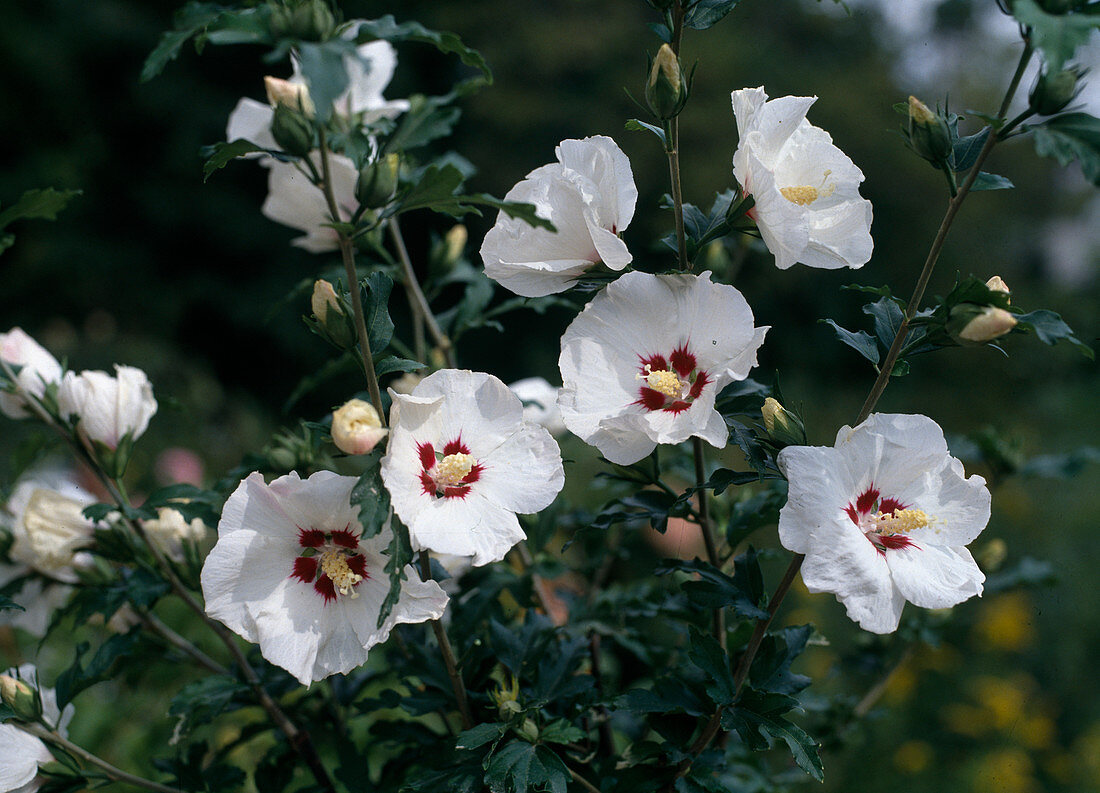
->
[683,0,744,30]
[0,188,82,230]
[592,489,684,534]
[141,2,224,82]
[203,140,265,181]
[382,93,462,154]
[971,171,1015,191]
[862,297,905,353]
[298,39,356,124]
[821,319,880,365]
[56,630,144,709]
[539,720,586,746]
[687,626,737,706]
[373,355,425,378]
[1011,0,1100,70]
[456,722,507,751]
[485,741,569,793]
[168,676,250,739]
[377,516,413,629]
[950,126,991,172]
[1031,112,1100,185]
[350,450,390,542]
[362,272,395,352]
[1015,309,1094,358]
[657,556,768,619]
[353,16,492,85]
[625,118,667,147]
[723,690,824,781]
[749,625,813,695]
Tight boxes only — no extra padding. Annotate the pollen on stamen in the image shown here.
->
[637,367,683,397]
[319,548,362,598]
[780,185,819,206]
[436,453,475,487]
[877,508,932,534]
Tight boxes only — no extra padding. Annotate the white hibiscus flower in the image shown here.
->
[261,152,359,253]
[200,470,448,686]
[558,271,768,465]
[57,365,157,451]
[226,38,408,151]
[508,377,566,436]
[480,136,638,297]
[0,329,63,420]
[777,413,991,634]
[0,664,73,793]
[381,370,566,566]
[731,86,873,270]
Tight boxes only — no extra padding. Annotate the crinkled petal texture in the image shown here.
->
[0,328,63,420]
[777,413,990,634]
[381,370,565,566]
[200,470,448,686]
[56,365,157,449]
[262,153,359,253]
[226,97,277,151]
[480,135,637,297]
[731,86,873,270]
[558,271,768,465]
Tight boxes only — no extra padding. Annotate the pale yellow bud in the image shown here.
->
[907,95,937,126]
[332,399,388,455]
[985,275,1011,301]
[761,397,806,447]
[264,76,315,117]
[958,306,1018,343]
[761,397,784,434]
[311,280,340,323]
[0,674,40,720]
[444,225,468,265]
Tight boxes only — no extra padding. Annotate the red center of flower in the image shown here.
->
[417,438,484,500]
[290,525,368,604]
[845,485,927,556]
[634,344,710,414]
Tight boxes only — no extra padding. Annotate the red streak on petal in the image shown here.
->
[298,528,325,548]
[639,354,669,372]
[845,504,859,525]
[443,485,471,499]
[420,471,436,496]
[443,438,470,456]
[879,498,905,515]
[330,527,359,548]
[664,400,692,414]
[417,442,436,470]
[689,370,709,399]
[670,345,697,378]
[464,463,484,484]
[347,554,368,578]
[291,556,318,583]
[637,388,667,411]
[314,575,336,604]
[879,534,918,551]
[856,487,880,516]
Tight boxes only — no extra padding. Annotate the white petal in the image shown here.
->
[886,543,984,610]
[226,97,277,150]
[407,491,526,567]
[730,86,769,139]
[476,424,565,514]
[0,725,51,791]
[555,135,638,231]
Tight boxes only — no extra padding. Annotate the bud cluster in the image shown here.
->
[269,0,337,41]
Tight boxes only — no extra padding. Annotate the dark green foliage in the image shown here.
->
[1011,0,1100,69]
[657,555,768,619]
[168,676,251,738]
[722,690,824,781]
[349,449,390,541]
[377,516,413,628]
[683,0,745,30]
[0,188,82,255]
[484,740,571,793]
[56,630,146,710]
[1032,111,1100,184]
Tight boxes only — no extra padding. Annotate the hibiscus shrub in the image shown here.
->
[1,1,1097,793]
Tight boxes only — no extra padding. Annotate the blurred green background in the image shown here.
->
[1,0,1097,791]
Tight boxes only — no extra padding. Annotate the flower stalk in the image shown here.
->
[388,217,456,367]
[418,551,474,730]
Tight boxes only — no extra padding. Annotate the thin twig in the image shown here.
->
[418,551,474,730]
[568,765,602,793]
[388,218,456,367]
[317,131,386,424]
[19,722,180,793]
[852,645,917,719]
[692,438,725,648]
[136,608,228,676]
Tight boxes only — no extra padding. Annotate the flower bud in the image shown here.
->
[356,153,400,208]
[264,76,315,117]
[1029,67,1082,116]
[518,718,540,743]
[57,365,157,454]
[0,674,42,721]
[985,275,1010,296]
[646,44,688,120]
[761,397,807,447]
[907,96,952,164]
[270,0,336,41]
[332,399,388,455]
[444,225,467,266]
[270,104,314,158]
[310,280,353,348]
[0,328,63,420]
[950,304,1019,344]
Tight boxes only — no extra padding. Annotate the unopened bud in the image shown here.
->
[444,225,467,265]
[311,280,353,348]
[1029,67,1081,116]
[646,44,688,120]
[264,76,315,117]
[985,275,1010,296]
[356,153,400,208]
[518,718,540,743]
[950,304,1018,344]
[907,96,952,164]
[270,104,314,157]
[0,674,41,721]
[331,399,387,455]
[761,397,807,447]
[271,0,337,41]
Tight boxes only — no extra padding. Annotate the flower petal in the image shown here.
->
[886,544,985,609]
